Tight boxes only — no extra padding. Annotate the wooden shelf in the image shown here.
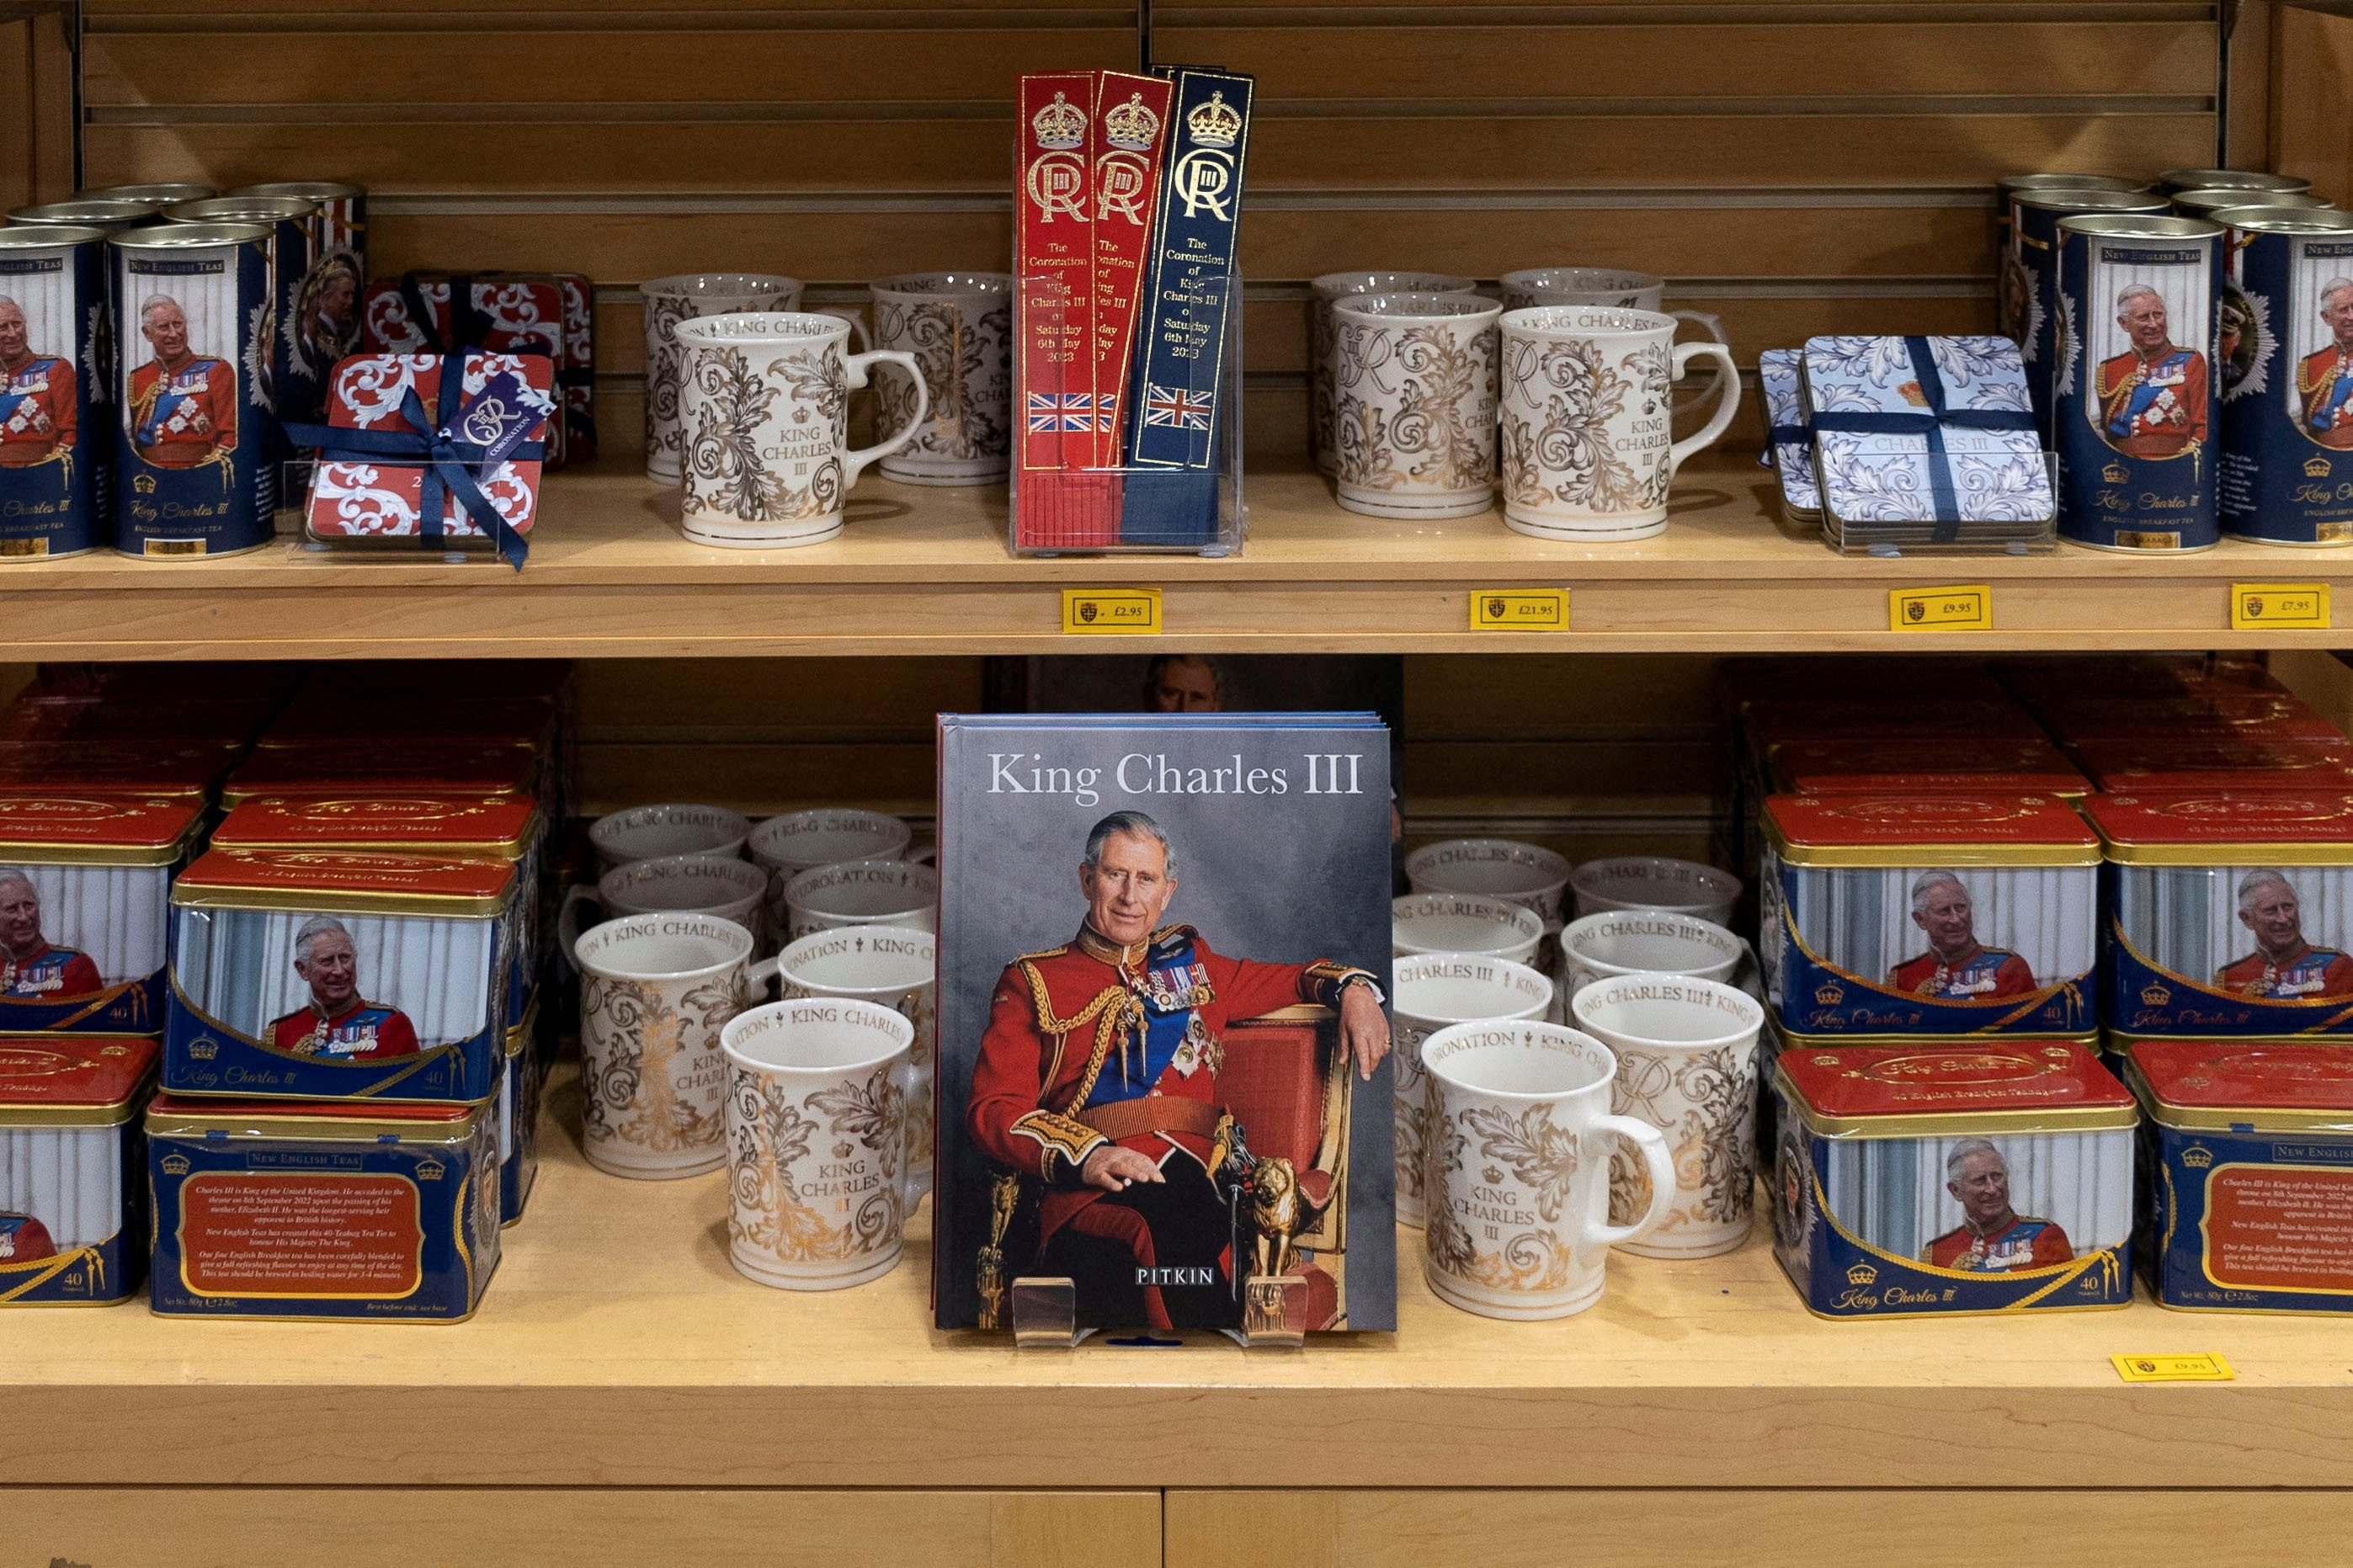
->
[6,1062,2350,1495]
[5,459,2352,658]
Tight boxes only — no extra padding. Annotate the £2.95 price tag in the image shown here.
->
[2111,1353,2234,1384]
[2230,582,2329,630]
[1470,589,1568,630]
[1061,588,1162,635]
[1889,585,1993,631]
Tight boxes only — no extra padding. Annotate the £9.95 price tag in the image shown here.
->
[1889,585,1993,631]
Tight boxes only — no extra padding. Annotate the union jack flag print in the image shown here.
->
[1143,384,1213,430]
[1026,392,1097,433]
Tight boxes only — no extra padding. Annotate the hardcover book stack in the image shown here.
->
[1014,66,1253,555]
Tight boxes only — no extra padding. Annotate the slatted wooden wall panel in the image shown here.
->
[2275,3,2353,202]
[1,3,76,210]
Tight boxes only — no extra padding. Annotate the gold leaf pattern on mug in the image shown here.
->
[1500,336,1644,512]
[1334,322,1497,495]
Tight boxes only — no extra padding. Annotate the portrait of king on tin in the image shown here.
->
[1886,871,2036,1000]
[2294,274,2353,450]
[2095,279,2210,460]
[0,294,77,469]
[1919,1137,2074,1272]
[266,915,420,1060]
[123,292,235,470]
[2214,869,2353,999]
[0,866,103,1002]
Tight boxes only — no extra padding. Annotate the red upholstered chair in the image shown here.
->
[1222,1004,1351,1330]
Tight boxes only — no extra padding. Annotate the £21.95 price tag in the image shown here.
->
[1889,585,1993,631]
[1061,588,1163,635]
[2230,582,2329,630]
[1470,589,1568,630]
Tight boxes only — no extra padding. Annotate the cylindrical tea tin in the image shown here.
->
[227,180,366,280]
[2173,188,2329,221]
[7,199,169,237]
[2159,168,2313,198]
[2006,189,2173,438]
[109,221,277,557]
[226,181,366,414]
[2053,213,2224,551]
[164,196,319,454]
[85,183,216,205]
[0,225,105,559]
[2124,1039,2353,1314]
[1770,1039,2137,1318]
[1996,178,2156,354]
[2210,206,2353,545]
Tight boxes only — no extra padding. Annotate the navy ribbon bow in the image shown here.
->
[285,351,541,571]
[1807,336,2036,542]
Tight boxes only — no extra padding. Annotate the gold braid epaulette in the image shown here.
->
[1018,959,1145,1119]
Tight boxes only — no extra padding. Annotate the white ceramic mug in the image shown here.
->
[1570,973,1764,1260]
[1558,909,1743,1001]
[780,857,937,942]
[1328,291,1502,519]
[1392,953,1554,1229]
[1419,1020,1674,1319]
[557,853,772,959]
[589,802,753,874]
[575,913,779,1178]
[775,923,936,1193]
[1498,267,1731,417]
[674,311,928,548]
[1498,305,1740,542]
[641,273,805,481]
[870,271,1013,486]
[1568,855,1741,926]
[1404,838,1573,930]
[748,808,913,890]
[1308,270,1477,475]
[721,996,918,1290]
[1392,892,1543,965]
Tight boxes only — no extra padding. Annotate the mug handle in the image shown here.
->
[1665,340,1741,477]
[747,954,784,999]
[842,349,931,488]
[555,885,600,965]
[1667,310,1730,417]
[1579,1114,1674,1261]
[812,306,873,352]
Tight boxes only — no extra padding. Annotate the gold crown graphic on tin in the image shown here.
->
[1031,91,1087,151]
[1813,981,1845,1006]
[1103,92,1162,151]
[415,1156,447,1182]
[187,1038,218,1060]
[1186,91,1243,149]
[133,473,157,495]
[160,1152,190,1176]
[1845,1262,1877,1285]
[2140,983,2172,1006]
[2307,454,2334,478]
[2181,1145,2214,1168]
[2101,460,2131,484]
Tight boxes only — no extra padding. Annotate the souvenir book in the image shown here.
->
[933,712,1396,1337]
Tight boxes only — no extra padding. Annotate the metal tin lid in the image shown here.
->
[0,795,205,864]
[1746,699,2048,747]
[1999,173,2153,195]
[1765,793,2101,867]
[1775,1040,2137,1137]
[0,741,240,798]
[8,198,168,226]
[0,225,104,251]
[2072,739,2353,794]
[0,1037,158,1125]
[2126,1039,2353,1131]
[258,697,554,749]
[1768,740,2088,799]
[2159,167,2314,194]
[2173,189,2329,216]
[109,221,272,249]
[146,1092,486,1143]
[162,196,317,226]
[2212,205,2353,236]
[214,795,539,860]
[173,847,515,917]
[2010,188,2170,215]
[2057,213,2225,242]
[86,183,217,202]
[229,180,364,202]
[222,742,537,804]
[2083,790,2353,864]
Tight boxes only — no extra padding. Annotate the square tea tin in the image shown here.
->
[0,1034,157,1305]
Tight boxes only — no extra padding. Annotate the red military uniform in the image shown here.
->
[2299,343,2353,449]
[2214,941,2353,999]
[126,354,235,468]
[1922,1214,2073,1272]
[0,941,102,999]
[0,1211,56,1262]
[1885,943,2034,1000]
[268,999,419,1059]
[2097,345,2208,459]
[0,353,75,465]
[967,922,1372,1329]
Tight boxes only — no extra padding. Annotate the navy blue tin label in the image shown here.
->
[112,237,277,555]
[2219,231,2353,543]
[2140,1120,2353,1311]
[2056,231,2223,550]
[0,238,105,557]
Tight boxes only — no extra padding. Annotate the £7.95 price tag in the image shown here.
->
[1061,588,1162,635]
[2230,583,2329,630]
[1889,585,1993,631]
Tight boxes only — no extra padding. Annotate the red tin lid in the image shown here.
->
[213,795,538,858]
[1775,1040,2136,1135]
[0,741,240,797]
[2071,738,2353,793]
[145,1092,487,1140]
[1721,656,2005,706]
[1998,655,2281,704]
[15,662,302,707]
[1764,793,2101,865]
[146,1092,471,1123]
[2127,1039,2353,1126]
[0,1036,158,1123]
[2038,704,2341,746]
[2081,790,2353,863]
[0,794,204,862]
[173,846,513,915]
[1747,700,2047,747]
[288,660,569,707]
[260,696,554,749]
[0,699,276,746]
[223,741,536,802]
[1769,738,2088,797]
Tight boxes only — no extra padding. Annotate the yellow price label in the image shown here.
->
[2230,582,2329,630]
[1061,587,1162,635]
[2111,1353,2234,1384]
[1889,585,1993,631]
[1470,589,1569,630]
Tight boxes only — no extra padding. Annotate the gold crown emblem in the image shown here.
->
[1030,90,1087,151]
[1103,91,1161,152]
[133,473,157,495]
[1846,1262,1878,1285]
[160,1152,190,1176]
[2307,454,2333,478]
[1814,981,1845,1006]
[2140,983,2172,1007]
[2102,460,2130,484]
[1186,91,1242,149]
[2181,1145,2214,1169]
[415,1156,446,1182]
[188,1039,218,1060]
